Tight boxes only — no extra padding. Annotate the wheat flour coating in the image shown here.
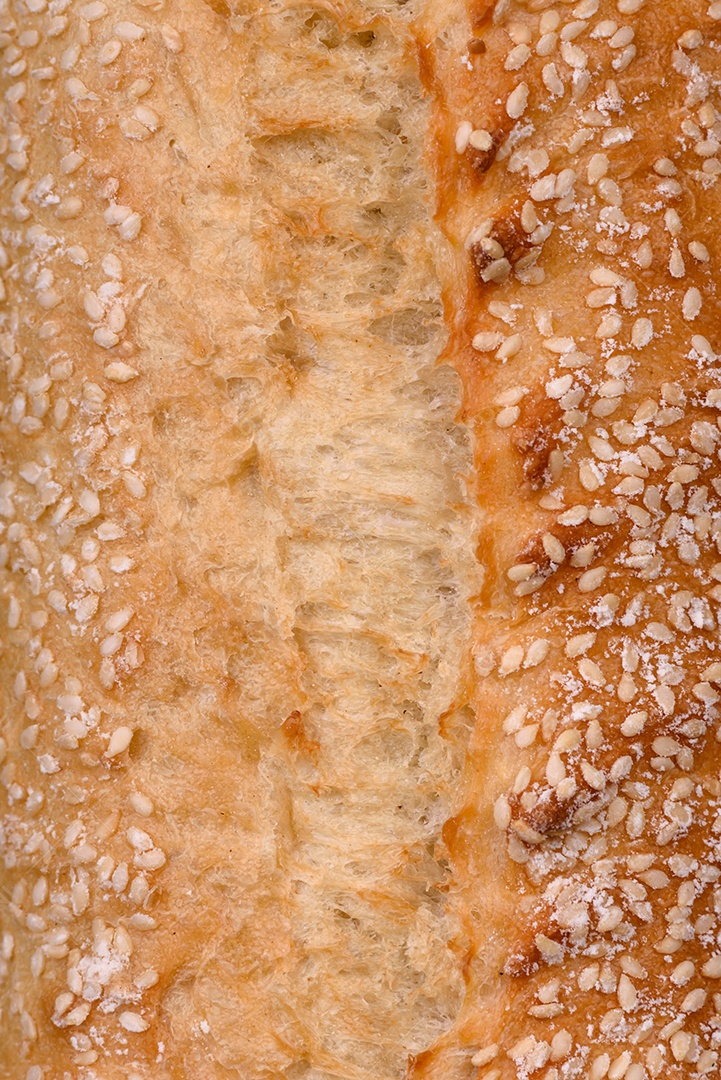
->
[0,0,481,1077]
[413,0,721,1078]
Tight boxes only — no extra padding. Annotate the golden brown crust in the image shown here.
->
[414,0,721,1077]
[0,2,479,1078]
[6,0,721,1078]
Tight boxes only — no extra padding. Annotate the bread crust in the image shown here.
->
[413,1,721,1077]
[6,0,721,1078]
[0,2,479,1077]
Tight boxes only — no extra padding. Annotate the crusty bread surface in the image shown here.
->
[4,1,721,1080]
[0,1,479,1077]
[413,1,721,1078]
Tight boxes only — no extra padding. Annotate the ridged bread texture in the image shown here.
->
[0,2,479,1079]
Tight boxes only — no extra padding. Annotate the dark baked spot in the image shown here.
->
[510,395,558,488]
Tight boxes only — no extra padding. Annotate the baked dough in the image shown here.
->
[5,0,721,1078]
[413,0,721,1077]
[0,1,478,1077]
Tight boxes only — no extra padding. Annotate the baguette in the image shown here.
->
[4,1,721,1079]
[0,2,477,1077]
[413,1,721,1077]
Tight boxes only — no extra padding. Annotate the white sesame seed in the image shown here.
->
[472,332,504,353]
[561,41,588,68]
[106,726,134,757]
[671,961,696,985]
[506,82,529,119]
[537,32,558,57]
[118,1010,149,1032]
[105,608,134,632]
[686,240,708,261]
[524,639,550,667]
[79,490,100,517]
[678,29,703,49]
[542,62,565,96]
[134,968,160,989]
[683,287,702,320]
[118,212,142,241]
[631,318,653,348]
[114,21,146,41]
[505,44,531,70]
[617,973,637,1011]
[702,956,721,977]
[496,406,520,428]
[578,566,607,592]
[104,362,139,383]
[123,473,147,498]
[99,40,122,65]
[65,77,92,100]
[581,761,606,790]
[681,988,707,1012]
[609,26,634,48]
[79,1,107,20]
[60,151,84,175]
[669,247,686,278]
[129,792,154,816]
[94,327,120,349]
[161,23,183,52]
[454,121,472,153]
[493,795,511,829]
[471,1046,499,1067]
[134,104,161,131]
[608,1052,632,1079]
[500,645,524,674]
[531,174,557,201]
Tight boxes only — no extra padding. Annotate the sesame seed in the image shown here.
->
[472,331,504,352]
[118,1010,149,1032]
[114,21,146,41]
[496,405,520,428]
[506,82,529,119]
[683,287,702,320]
[99,39,122,65]
[161,23,183,52]
[104,362,139,382]
[631,318,653,348]
[471,1045,499,1067]
[578,566,607,592]
[455,121,472,153]
[106,726,134,757]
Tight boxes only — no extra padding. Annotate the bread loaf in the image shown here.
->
[0,1,479,1077]
[413,1,721,1078]
[3,1,721,1079]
